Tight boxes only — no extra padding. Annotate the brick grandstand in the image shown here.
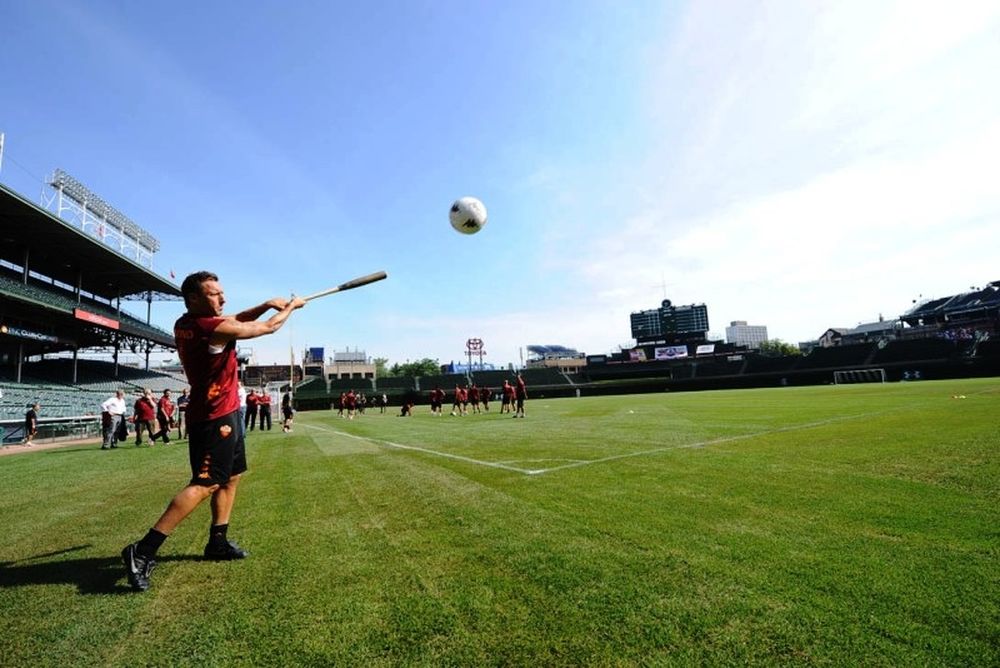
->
[0,181,182,443]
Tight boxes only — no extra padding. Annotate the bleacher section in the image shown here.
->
[743,355,799,374]
[976,339,1000,358]
[872,339,958,364]
[328,378,374,393]
[693,359,745,377]
[373,376,418,391]
[20,359,187,393]
[467,370,516,388]
[520,367,573,385]
[0,269,174,343]
[294,377,329,399]
[0,381,106,420]
[795,343,876,370]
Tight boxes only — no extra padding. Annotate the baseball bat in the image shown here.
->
[302,271,388,302]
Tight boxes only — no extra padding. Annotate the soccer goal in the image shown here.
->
[833,368,887,384]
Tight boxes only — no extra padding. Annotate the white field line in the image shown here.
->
[302,423,536,474]
[533,411,886,475]
[304,410,887,476]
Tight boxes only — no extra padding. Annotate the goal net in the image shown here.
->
[833,368,886,384]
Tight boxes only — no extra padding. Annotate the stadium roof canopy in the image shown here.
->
[0,182,180,301]
[901,282,1000,326]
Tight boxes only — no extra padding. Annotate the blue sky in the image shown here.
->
[2,1,998,368]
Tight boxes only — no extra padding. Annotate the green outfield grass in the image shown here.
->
[1,379,997,666]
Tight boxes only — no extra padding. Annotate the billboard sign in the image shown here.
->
[654,345,689,360]
[74,308,120,330]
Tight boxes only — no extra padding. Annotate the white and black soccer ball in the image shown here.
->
[449,196,488,235]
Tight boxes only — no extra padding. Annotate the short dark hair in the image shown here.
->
[181,271,218,308]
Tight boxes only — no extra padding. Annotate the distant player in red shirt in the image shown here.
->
[345,389,358,420]
[258,391,272,430]
[121,270,304,592]
[480,386,491,412]
[429,386,443,416]
[245,389,259,431]
[469,384,481,414]
[514,373,528,418]
[501,380,514,414]
[133,389,158,446]
[451,385,468,416]
[153,388,175,443]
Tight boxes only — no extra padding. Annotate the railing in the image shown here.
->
[0,415,101,446]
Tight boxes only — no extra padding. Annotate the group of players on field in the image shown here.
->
[426,373,528,418]
[331,374,529,419]
[334,390,389,419]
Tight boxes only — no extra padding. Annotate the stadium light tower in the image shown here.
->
[42,169,160,268]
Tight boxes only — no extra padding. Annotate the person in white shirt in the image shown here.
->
[237,382,248,438]
[101,390,127,450]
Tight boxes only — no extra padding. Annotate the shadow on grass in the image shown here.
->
[0,545,202,595]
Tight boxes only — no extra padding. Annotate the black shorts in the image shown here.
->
[188,411,246,486]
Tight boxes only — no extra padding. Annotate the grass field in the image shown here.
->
[1,379,997,666]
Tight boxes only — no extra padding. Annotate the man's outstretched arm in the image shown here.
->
[212,297,305,344]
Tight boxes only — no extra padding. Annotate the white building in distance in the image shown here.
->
[726,320,768,349]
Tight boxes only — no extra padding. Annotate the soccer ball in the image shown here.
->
[449,196,488,235]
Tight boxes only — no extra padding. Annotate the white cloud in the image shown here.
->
[553,1,1000,342]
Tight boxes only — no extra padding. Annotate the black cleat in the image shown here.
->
[121,543,156,592]
[203,539,248,561]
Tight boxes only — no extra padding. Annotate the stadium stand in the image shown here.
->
[417,374,469,391]
[795,343,876,370]
[871,339,958,364]
[0,268,174,344]
[519,367,573,385]
[19,359,186,393]
[743,355,799,374]
[327,377,373,393]
[975,339,1000,359]
[1,179,181,443]
[468,370,517,387]
[693,359,745,378]
[373,376,418,391]
[295,377,327,391]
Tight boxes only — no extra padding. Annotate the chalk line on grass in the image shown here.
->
[533,412,885,475]
[302,423,536,474]
[304,411,885,477]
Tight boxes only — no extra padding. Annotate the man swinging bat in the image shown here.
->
[121,271,306,592]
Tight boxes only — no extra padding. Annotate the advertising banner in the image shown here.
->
[654,345,689,360]
[74,308,120,330]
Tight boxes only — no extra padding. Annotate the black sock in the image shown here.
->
[137,528,167,558]
[209,523,229,546]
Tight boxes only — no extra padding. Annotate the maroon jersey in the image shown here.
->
[134,397,156,421]
[174,313,239,422]
[158,396,175,419]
